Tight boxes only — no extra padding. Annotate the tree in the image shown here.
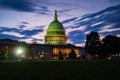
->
[102,35,120,59]
[68,49,76,60]
[58,51,63,60]
[0,52,2,60]
[2,50,9,60]
[85,31,101,58]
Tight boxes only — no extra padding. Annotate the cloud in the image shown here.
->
[0,0,49,14]
[35,5,49,14]
[68,30,85,44]
[0,26,44,38]
[62,17,77,24]
[18,32,45,44]
[19,38,33,43]
[21,29,44,37]
[35,26,45,29]
[91,21,103,27]
[1,31,25,37]
[0,27,19,32]
[18,25,27,29]
[98,28,120,33]
[20,22,29,24]
[99,34,105,40]
[0,0,34,12]
[85,30,92,35]
[0,25,45,44]
[63,4,120,46]
[19,37,43,44]
[109,0,120,2]
[98,24,120,34]
[31,32,45,40]
[31,33,44,39]
[117,34,120,37]
[75,43,85,47]
[66,25,86,35]
[18,32,44,44]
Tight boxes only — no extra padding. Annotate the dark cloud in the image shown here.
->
[65,4,120,44]
[0,0,35,12]
[59,8,77,13]
[35,25,45,28]
[109,0,120,2]
[0,0,49,14]
[0,27,19,32]
[20,22,29,24]
[32,38,43,42]
[0,25,44,42]
[73,4,120,31]
[18,25,26,29]
[68,30,85,44]
[62,17,77,24]
[22,29,43,37]
[35,6,49,14]
[0,26,44,37]
[0,33,23,40]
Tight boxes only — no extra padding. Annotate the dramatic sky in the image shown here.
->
[0,0,120,47]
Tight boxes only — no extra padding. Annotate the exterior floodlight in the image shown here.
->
[14,47,26,61]
[16,48,23,55]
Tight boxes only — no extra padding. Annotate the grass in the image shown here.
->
[0,60,120,80]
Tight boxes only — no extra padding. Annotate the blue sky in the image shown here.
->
[0,0,120,47]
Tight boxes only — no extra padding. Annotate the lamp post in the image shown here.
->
[15,47,25,61]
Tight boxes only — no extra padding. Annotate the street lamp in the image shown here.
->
[15,47,25,61]
[16,48,23,55]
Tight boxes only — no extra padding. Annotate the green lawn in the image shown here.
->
[0,60,120,80]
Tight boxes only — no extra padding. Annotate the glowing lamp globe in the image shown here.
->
[16,48,23,55]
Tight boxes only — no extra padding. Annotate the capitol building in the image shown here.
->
[0,10,81,60]
[28,10,81,60]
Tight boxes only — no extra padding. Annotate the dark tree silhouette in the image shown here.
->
[85,31,101,58]
[68,49,76,60]
[58,51,63,60]
[1,50,9,60]
[102,35,120,59]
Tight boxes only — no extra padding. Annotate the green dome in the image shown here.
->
[45,10,67,44]
[46,10,65,35]
[48,20,64,30]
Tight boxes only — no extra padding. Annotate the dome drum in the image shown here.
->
[47,31,65,35]
[45,36,67,44]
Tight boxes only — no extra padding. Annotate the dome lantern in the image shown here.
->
[54,10,58,21]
